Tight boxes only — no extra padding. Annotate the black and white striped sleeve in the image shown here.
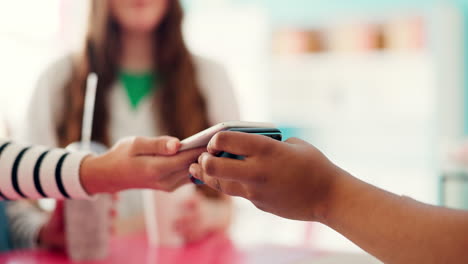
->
[0,139,91,200]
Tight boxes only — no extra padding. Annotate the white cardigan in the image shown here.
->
[21,55,239,147]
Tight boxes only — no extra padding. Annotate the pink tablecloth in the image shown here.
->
[0,233,245,264]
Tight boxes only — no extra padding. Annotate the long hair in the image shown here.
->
[57,0,209,147]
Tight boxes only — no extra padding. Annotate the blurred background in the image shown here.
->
[1,0,468,258]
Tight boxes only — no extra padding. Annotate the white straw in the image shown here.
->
[143,190,159,247]
[81,73,98,151]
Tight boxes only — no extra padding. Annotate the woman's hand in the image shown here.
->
[81,136,205,194]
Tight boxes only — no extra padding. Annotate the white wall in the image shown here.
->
[0,0,89,138]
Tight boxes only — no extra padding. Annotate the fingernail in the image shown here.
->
[189,165,199,179]
[198,152,207,164]
[166,139,179,153]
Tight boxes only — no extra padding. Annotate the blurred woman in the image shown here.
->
[14,0,238,250]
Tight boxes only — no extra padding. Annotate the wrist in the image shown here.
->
[314,166,352,224]
[318,167,368,227]
[80,154,112,195]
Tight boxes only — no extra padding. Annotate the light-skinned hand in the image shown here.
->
[81,136,205,194]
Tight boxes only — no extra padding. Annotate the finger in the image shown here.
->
[157,147,206,169]
[195,152,253,182]
[132,136,181,156]
[208,131,278,157]
[139,147,205,180]
[189,164,246,197]
[168,171,191,191]
[157,169,191,192]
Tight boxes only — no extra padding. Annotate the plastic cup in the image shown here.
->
[143,185,194,248]
[65,142,112,261]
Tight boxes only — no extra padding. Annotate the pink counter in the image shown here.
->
[0,233,245,264]
[0,233,379,264]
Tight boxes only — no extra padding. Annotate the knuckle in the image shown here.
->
[202,157,218,175]
[147,163,162,178]
[130,137,143,151]
[211,132,228,150]
[133,136,144,146]
[120,136,135,144]
[286,137,299,143]
[258,141,274,155]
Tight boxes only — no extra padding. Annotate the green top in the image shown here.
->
[119,71,159,110]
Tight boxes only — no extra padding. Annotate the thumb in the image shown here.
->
[131,136,181,156]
